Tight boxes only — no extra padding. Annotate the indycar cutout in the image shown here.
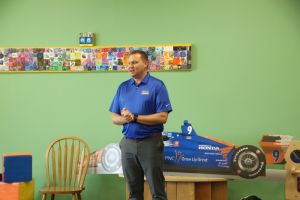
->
[162,120,266,179]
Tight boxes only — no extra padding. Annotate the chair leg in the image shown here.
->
[51,194,55,200]
[72,193,76,200]
[42,194,47,200]
[76,192,82,200]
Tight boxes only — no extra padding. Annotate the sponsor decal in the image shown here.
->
[198,145,220,151]
[173,141,180,147]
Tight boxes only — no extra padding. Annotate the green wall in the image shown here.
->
[1,0,300,199]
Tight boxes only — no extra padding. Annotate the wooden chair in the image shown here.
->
[40,136,90,200]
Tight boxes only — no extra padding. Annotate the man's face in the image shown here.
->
[127,53,148,79]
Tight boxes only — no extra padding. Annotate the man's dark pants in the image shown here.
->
[120,133,167,200]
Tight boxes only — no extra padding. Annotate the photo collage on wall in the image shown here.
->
[0,44,191,72]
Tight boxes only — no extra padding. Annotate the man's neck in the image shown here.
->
[133,72,148,85]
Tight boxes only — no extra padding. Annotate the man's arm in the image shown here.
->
[121,109,168,125]
[120,108,169,125]
[111,112,129,125]
[135,112,169,125]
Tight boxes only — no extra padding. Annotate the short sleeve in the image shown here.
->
[109,87,121,114]
[155,83,172,113]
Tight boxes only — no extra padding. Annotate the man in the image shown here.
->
[109,50,172,200]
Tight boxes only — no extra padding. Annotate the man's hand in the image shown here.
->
[121,108,134,122]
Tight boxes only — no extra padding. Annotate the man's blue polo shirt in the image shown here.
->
[109,73,172,139]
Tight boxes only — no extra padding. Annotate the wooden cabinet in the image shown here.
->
[125,175,227,200]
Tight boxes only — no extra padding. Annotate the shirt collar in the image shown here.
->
[130,72,150,86]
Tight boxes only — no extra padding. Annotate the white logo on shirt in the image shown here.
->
[141,90,149,95]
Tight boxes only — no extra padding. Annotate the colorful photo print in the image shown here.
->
[0,44,191,72]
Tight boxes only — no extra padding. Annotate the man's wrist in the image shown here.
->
[133,114,138,122]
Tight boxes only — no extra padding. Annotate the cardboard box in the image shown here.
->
[2,153,32,183]
[0,179,34,200]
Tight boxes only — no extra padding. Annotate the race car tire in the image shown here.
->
[232,145,266,179]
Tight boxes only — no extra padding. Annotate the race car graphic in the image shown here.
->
[162,120,266,179]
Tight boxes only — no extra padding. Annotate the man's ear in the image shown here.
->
[143,59,149,65]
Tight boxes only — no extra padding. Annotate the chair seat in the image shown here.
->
[40,186,84,194]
